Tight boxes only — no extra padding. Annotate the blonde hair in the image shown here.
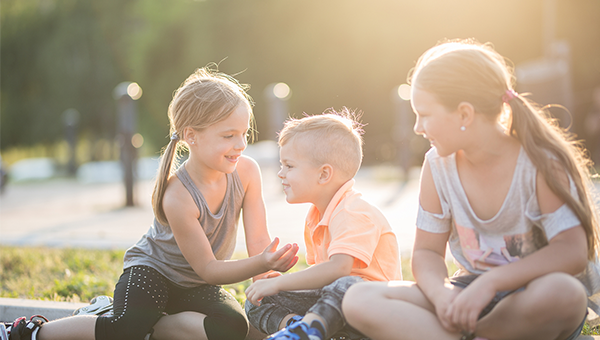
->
[409,39,599,259]
[152,66,254,226]
[278,108,364,179]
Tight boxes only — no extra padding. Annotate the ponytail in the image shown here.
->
[152,132,183,226]
[508,95,600,259]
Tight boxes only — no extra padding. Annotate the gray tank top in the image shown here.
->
[123,163,244,287]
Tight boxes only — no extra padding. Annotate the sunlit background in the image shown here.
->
[2,0,600,173]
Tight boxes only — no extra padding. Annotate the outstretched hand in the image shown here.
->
[261,237,299,273]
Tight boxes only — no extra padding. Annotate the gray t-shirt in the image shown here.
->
[417,147,600,312]
[123,163,244,288]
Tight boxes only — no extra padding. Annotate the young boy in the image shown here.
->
[245,109,402,340]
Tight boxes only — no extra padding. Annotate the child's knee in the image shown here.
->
[205,312,248,340]
[525,273,587,324]
[342,282,377,323]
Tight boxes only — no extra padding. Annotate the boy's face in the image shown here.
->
[277,138,322,205]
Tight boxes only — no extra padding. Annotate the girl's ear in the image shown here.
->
[457,101,475,128]
[183,127,196,144]
[318,164,333,184]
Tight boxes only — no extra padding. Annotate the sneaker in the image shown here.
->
[286,315,303,327]
[265,321,323,340]
[7,315,48,340]
[73,295,113,316]
[0,323,8,340]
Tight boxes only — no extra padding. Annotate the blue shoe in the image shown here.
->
[285,315,303,327]
[265,321,323,340]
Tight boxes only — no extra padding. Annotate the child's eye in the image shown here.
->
[224,135,234,139]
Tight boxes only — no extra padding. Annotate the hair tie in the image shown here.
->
[170,132,180,141]
[502,89,518,103]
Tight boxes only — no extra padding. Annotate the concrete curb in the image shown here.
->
[0,297,86,322]
[1,298,599,339]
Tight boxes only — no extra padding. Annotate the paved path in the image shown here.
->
[0,164,420,258]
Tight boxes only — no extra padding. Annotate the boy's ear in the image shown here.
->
[318,164,333,184]
[457,101,475,128]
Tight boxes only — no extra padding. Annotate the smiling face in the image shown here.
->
[277,137,322,205]
[411,87,463,157]
[192,104,250,173]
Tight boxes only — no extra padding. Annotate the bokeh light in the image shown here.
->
[127,83,143,100]
[273,83,291,99]
[131,133,144,148]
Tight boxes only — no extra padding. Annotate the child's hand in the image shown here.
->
[245,277,280,306]
[261,237,299,273]
[431,283,462,333]
[253,271,282,282]
[445,276,496,335]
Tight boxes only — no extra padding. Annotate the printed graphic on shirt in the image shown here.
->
[456,222,548,271]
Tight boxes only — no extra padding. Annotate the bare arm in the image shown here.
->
[245,253,355,306]
[237,156,299,280]
[163,175,297,286]
[238,156,271,257]
[411,158,460,331]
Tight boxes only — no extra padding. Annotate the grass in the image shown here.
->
[0,246,597,336]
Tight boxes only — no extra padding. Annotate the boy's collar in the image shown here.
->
[316,179,355,226]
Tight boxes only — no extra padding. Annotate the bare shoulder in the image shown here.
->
[536,159,570,214]
[419,157,443,214]
[162,174,198,218]
[236,155,262,190]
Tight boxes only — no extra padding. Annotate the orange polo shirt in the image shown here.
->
[304,179,402,281]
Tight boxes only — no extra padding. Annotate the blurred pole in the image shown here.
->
[113,82,142,207]
[516,0,573,129]
[391,84,412,181]
[264,82,291,140]
[542,0,557,57]
[62,108,80,176]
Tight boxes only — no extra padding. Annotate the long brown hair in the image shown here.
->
[410,39,599,259]
[152,66,254,226]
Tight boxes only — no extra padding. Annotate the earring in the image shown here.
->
[190,141,195,145]
[460,126,466,131]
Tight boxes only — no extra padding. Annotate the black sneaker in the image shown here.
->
[73,295,113,316]
[7,315,48,340]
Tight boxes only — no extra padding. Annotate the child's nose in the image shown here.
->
[277,168,284,178]
[236,136,247,150]
[413,119,424,136]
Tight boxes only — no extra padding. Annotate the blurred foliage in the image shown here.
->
[2,0,600,165]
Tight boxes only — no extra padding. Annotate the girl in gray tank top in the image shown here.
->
[343,40,600,340]
[15,68,299,340]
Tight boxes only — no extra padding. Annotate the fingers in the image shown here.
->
[265,237,280,252]
[446,300,478,334]
[270,242,293,260]
[265,271,282,279]
[245,285,262,306]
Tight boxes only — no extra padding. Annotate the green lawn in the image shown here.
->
[0,246,596,335]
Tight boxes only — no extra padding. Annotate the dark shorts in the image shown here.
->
[450,274,586,340]
[95,265,248,340]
